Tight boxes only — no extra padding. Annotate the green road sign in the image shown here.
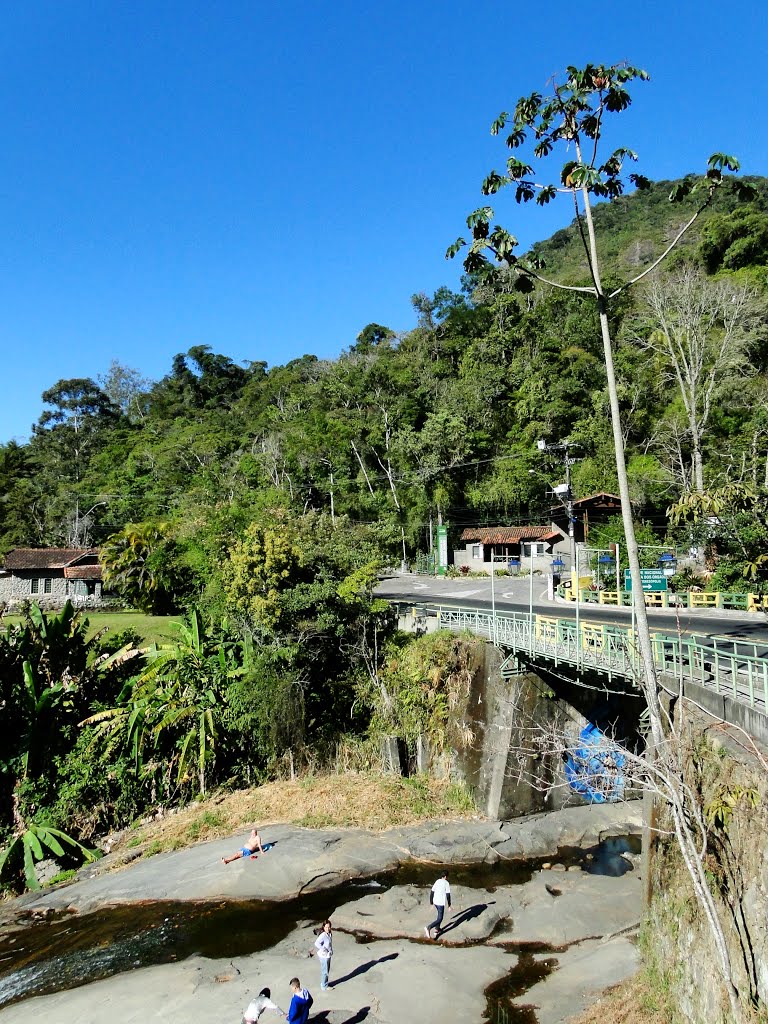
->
[624,567,668,592]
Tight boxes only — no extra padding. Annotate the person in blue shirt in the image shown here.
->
[286,977,313,1024]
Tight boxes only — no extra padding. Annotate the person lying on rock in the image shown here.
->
[243,987,284,1022]
[222,827,265,864]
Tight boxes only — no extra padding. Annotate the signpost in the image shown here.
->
[624,567,668,592]
[436,524,448,577]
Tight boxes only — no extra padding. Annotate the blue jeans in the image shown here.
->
[320,955,331,989]
[427,904,445,934]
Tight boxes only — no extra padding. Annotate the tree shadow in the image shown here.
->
[436,901,495,937]
[331,952,398,987]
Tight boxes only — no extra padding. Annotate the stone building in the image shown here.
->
[0,548,105,610]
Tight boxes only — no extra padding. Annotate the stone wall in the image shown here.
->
[454,643,590,819]
[647,711,768,1021]
[0,572,69,604]
[0,573,106,611]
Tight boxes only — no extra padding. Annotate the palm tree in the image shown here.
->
[100,521,174,613]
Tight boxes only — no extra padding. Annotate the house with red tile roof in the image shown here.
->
[455,525,562,574]
[0,548,104,609]
[453,494,623,575]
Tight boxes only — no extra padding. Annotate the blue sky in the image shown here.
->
[1,0,765,443]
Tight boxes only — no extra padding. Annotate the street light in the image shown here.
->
[533,438,580,588]
[597,552,614,590]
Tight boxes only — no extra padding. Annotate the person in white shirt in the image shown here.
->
[424,872,451,939]
[310,919,333,990]
[242,987,283,1023]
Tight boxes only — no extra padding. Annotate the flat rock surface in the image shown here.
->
[333,869,641,947]
[0,925,514,1024]
[0,802,644,1024]
[513,937,640,1024]
[3,801,642,922]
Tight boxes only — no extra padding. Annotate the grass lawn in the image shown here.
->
[1,610,181,645]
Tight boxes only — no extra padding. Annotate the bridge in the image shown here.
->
[398,601,768,744]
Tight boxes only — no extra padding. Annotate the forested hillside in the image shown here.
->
[1,173,768,888]
[1,175,767,569]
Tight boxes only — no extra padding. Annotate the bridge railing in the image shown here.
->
[427,604,768,715]
[556,584,768,612]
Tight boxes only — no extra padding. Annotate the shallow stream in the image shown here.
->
[0,835,640,1020]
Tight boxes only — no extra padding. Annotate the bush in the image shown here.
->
[50,731,145,839]
[708,559,751,594]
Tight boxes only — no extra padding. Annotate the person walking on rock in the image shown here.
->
[425,871,451,939]
[242,987,284,1022]
[310,919,333,990]
[286,978,313,1024]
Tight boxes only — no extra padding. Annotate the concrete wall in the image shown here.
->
[452,642,589,819]
[451,545,557,575]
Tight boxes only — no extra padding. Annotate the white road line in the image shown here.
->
[440,588,485,598]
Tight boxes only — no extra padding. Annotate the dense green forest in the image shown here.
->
[2,173,768,889]
[2,178,767,563]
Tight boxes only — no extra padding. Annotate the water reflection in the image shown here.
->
[585,834,641,877]
[0,835,639,1010]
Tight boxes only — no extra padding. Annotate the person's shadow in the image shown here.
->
[309,1010,370,1023]
[435,901,495,938]
[331,952,398,987]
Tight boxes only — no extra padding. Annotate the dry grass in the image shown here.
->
[566,974,675,1024]
[110,772,477,862]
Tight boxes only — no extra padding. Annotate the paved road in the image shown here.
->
[376,573,768,645]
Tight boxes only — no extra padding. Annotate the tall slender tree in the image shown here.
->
[447,62,755,1019]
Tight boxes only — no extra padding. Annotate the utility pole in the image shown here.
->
[564,450,577,585]
[535,439,579,587]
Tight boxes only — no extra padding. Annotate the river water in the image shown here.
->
[0,836,640,1021]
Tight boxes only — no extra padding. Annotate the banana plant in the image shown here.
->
[82,612,241,798]
[0,817,98,891]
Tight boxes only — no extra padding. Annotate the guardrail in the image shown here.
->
[556,584,768,612]
[413,604,768,716]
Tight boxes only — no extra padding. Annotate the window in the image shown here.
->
[471,545,480,559]
[31,578,39,594]
[43,578,52,594]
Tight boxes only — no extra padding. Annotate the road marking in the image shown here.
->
[441,588,484,598]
